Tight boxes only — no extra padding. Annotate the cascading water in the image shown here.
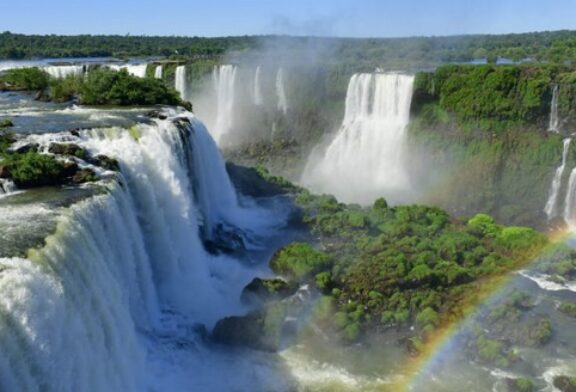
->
[301,73,415,205]
[276,68,288,114]
[43,65,85,78]
[107,64,148,78]
[563,168,576,228]
[0,112,287,391]
[154,65,163,79]
[544,138,571,219]
[253,66,263,106]
[175,66,187,100]
[212,65,237,144]
[0,178,16,196]
[549,85,560,133]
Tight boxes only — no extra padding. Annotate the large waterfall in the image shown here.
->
[0,112,286,391]
[545,138,571,219]
[43,65,85,78]
[549,85,560,133]
[302,73,415,205]
[212,65,237,144]
[175,65,187,100]
[276,68,288,114]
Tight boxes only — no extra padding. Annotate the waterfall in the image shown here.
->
[0,112,276,391]
[276,68,288,114]
[545,138,571,219]
[175,65,187,100]
[564,167,576,228]
[549,85,560,133]
[107,64,148,78]
[212,65,237,144]
[253,66,263,106]
[302,73,415,205]
[43,65,85,78]
[154,65,163,79]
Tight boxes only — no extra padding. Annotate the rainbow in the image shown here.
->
[401,227,573,391]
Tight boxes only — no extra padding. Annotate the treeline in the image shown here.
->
[1,30,576,66]
[0,31,257,59]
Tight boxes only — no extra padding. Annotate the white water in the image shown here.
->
[43,65,85,78]
[276,68,288,114]
[175,66,187,100]
[563,167,576,228]
[302,73,415,205]
[154,65,163,79]
[212,65,237,144]
[253,66,263,106]
[0,178,16,197]
[107,64,148,78]
[0,112,289,391]
[545,138,571,219]
[549,85,560,133]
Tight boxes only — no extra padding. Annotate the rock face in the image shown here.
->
[225,162,287,198]
[554,376,576,392]
[212,285,314,352]
[0,165,10,178]
[48,143,88,159]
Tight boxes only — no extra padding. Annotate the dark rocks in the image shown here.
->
[12,143,39,154]
[241,277,296,304]
[0,165,10,178]
[48,143,87,159]
[71,169,97,184]
[204,223,246,255]
[554,376,576,392]
[88,155,120,171]
[147,110,168,120]
[225,162,287,198]
[212,311,279,352]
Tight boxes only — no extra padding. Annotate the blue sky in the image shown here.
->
[0,0,574,37]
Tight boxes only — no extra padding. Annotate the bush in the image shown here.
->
[270,242,332,281]
[0,67,49,90]
[1,152,66,187]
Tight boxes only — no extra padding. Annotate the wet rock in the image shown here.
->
[12,143,39,154]
[553,376,576,392]
[204,223,246,255]
[241,277,297,304]
[48,143,88,159]
[146,110,168,120]
[71,169,97,184]
[88,155,120,171]
[0,165,10,178]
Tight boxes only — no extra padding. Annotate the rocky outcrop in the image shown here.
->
[241,277,297,305]
[48,143,88,159]
[554,376,576,392]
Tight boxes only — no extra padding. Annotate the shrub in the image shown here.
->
[270,242,332,281]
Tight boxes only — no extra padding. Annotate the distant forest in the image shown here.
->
[0,30,575,66]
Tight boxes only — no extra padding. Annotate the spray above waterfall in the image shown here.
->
[302,72,415,205]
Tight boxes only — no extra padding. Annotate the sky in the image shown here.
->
[0,0,574,38]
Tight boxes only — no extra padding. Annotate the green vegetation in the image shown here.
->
[0,67,186,107]
[0,118,13,128]
[78,68,182,106]
[559,303,576,317]
[0,152,70,188]
[262,180,550,347]
[412,64,571,131]
[0,67,49,90]
[1,30,576,67]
